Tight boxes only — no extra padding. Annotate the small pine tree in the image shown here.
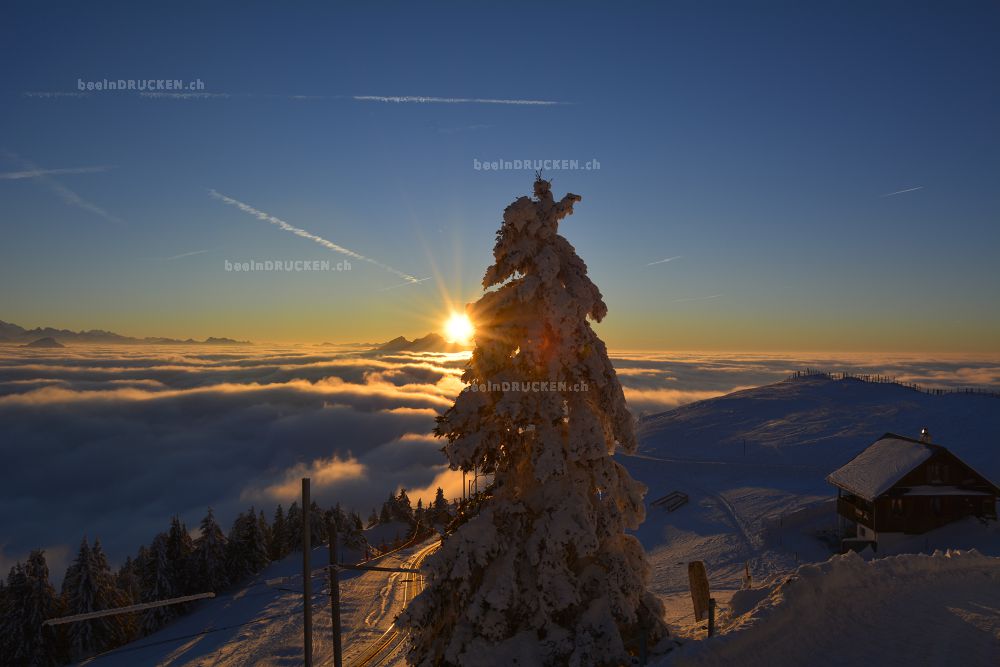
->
[138,533,176,635]
[378,501,391,525]
[432,487,450,524]
[367,508,379,528]
[308,501,326,546]
[400,178,668,665]
[193,508,229,593]
[285,502,303,553]
[61,538,130,660]
[0,551,64,666]
[226,507,271,583]
[165,516,195,597]
[414,498,425,525]
[270,504,288,561]
[395,488,414,523]
[115,556,141,642]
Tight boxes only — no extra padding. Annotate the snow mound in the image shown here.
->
[659,549,1000,666]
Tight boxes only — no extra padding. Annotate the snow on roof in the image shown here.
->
[826,434,934,501]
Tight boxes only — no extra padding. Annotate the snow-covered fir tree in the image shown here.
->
[400,178,668,666]
[307,501,326,545]
[138,533,176,634]
[285,501,303,552]
[226,507,270,581]
[165,516,195,597]
[193,508,229,593]
[0,550,64,666]
[270,504,289,561]
[61,538,130,661]
[432,487,450,525]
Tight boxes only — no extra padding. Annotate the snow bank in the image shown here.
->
[659,549,1000,666]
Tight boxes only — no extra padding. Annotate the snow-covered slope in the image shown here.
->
[86,531,429,666]
[658,550,1000,666]
[624,374,1000,632]
[637,374,1000,477]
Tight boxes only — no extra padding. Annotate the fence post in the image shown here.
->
[708,598,716,637]
[329,520,343,667]
[302,478,313,667]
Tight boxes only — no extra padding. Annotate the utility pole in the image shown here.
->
[302,478,313,667]
[328,520,343,667]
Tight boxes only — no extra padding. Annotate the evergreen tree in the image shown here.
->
[270,504,288,561]
[138,532,176,635]
[285,501,303,553]
[193,508,229,593]
[0,551,64,666]
[367,508,379,528]
[401,178,668,665]
[394,488,414,523]
[61,538,130,661]
[165,516,195,597]
[258,509,273,553]
[378,501,391,525]
[308,501,326,546]
[415,498,425,526]
[432,487,450,524]
[115,556,141,642]
[226,507,270,583]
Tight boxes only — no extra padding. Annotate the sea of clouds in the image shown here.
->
[1,343,998,579]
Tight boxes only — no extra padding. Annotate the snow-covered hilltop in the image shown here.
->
[637,373,1000,478]
[625,373,1000,664]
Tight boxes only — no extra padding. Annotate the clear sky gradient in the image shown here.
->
[1,1,998,351]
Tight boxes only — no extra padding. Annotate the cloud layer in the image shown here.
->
[1,344,997,578]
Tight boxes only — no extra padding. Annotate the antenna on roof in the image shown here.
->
[919,427,931,444]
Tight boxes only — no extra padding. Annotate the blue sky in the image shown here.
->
[1,1,998,350]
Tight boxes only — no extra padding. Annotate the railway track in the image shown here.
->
[348,540,439,667]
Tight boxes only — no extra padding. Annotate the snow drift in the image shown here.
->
[661,549,1000,666]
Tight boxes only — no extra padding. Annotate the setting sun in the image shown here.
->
[443,312,474,345]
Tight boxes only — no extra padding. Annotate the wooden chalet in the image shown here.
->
[827,431,998,544]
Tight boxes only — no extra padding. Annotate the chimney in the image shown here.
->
[919,427,931,444]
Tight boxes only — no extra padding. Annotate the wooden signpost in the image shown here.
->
[687,560,710,622]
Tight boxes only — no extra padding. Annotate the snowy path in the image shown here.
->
[347,540,438,667]
[83,540,434,667]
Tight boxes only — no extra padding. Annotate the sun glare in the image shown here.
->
[444,312,475,345]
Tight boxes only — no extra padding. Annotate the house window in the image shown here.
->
[891,499,904,516]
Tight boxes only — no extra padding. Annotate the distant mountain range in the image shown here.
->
[0,320,251,346]
[23,336,64,348]
[371,333,469,353]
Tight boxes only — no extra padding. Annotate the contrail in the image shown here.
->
[25,91,561,105]
[646,255,682,267]
[139,92,231,99]
[380,276,432,291]
[2,151,123,224]
[672,294,723,303]
[209,190,423,284]
[147,249,210,261]
[353,95,560,106]
[881,186,923,197]
[21,91,86,98]
[0,165,113,180]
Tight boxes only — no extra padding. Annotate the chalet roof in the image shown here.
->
[826,433,936,501]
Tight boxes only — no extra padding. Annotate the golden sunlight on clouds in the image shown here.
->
[254,455,367,502]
